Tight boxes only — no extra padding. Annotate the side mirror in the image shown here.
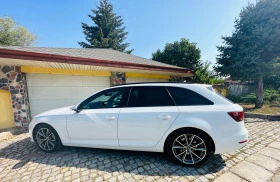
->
[70,105,81,113]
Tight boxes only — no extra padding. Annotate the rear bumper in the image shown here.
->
[214,127,248,154]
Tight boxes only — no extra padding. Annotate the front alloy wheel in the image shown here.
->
[34,124,61,152]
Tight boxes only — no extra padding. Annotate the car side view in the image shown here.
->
[29,83,248,166]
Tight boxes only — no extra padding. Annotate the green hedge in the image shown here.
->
[228,89,280,104]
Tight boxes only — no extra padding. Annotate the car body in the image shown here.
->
[29,83,248,166]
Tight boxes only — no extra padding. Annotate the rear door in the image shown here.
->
[118,86,179,147]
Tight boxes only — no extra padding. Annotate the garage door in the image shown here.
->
[126,77,169,83]
[27,73,110,117]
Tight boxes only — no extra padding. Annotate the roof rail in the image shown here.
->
[111,82,193,87]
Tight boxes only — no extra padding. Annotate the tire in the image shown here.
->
[165,129,213,167]
[34,124,62,153]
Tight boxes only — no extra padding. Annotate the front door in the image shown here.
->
[118,86,179,147]
[67,87,126,147]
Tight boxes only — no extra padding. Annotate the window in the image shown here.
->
[127,86,174,107]
[167,87,213,106]
[79,87,126,109]
[210,87,234,104]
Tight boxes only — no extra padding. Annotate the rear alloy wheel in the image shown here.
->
[166,130,212,166]
[34,124,61,152]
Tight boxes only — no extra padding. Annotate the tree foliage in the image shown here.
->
[264,75,280,89]
[194,61,223,84]
[79,0,132,53]
[0,17,37,46]
[152,38,201,71]
[214,0,280,108]
[152,38,222,84]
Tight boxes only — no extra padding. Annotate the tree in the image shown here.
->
[194,61,223,84]
[152,38,222,84]
[0,17,37,46]
[214,0,280,108]
[152,38,201,71]
[79,0,133,53]
[264,74,280,90]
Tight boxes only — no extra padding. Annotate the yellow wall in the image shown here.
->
[21,66,111,77]
[21,66,173,80]
[214,87,229,97]
[126,72,171,79]
[0,90,14,129]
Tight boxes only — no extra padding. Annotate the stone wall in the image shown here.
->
[212,83,257,97]
[228,84,256,96]
[0,65,31,130]
[110,72,125,86]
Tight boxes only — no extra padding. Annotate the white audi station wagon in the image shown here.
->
[29,83,248,166]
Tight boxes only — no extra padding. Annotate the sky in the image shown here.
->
[1,0,256,66]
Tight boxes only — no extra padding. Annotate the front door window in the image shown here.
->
[79,87,126,109]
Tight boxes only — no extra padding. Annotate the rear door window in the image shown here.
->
[167,87,213,106]
[127,86,174,107]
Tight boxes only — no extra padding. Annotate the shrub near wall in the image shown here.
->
[228,89,280,104]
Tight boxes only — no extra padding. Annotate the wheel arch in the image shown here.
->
[164,127,215,153]
[32,122,61,143]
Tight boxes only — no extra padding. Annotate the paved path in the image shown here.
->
[0,119,280,182]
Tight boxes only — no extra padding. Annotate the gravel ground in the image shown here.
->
[0,118,280,182]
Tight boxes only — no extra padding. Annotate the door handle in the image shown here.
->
[158,115,171,120]
[105,116,116,120]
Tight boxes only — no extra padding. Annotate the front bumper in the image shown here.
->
[28,119,35,142]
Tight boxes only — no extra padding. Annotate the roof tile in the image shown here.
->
[0,46,184,70]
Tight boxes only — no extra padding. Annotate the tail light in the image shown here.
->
[239,140,248,144]
[228,111,244,122]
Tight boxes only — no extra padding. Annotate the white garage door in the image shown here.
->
[27,73,110,117]
[126,77,169,84]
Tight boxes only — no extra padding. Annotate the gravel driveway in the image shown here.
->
[0,118,280,182]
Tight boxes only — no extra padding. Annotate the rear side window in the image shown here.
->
[167,87,213,106]
[213,89,234,104]
[127,86,174,107]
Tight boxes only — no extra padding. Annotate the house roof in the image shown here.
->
[0,46,194,76]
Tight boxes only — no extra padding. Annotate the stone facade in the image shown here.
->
[110,72,125,86]
[0,65,31,130]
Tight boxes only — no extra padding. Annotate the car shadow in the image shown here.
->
[0,137,226,177]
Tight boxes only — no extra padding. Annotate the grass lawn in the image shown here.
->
[240,104,280,115]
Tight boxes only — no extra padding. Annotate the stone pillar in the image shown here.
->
[0,65,31,130]
[110,72,126,86]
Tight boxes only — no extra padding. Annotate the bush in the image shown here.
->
[228,89,280,104]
